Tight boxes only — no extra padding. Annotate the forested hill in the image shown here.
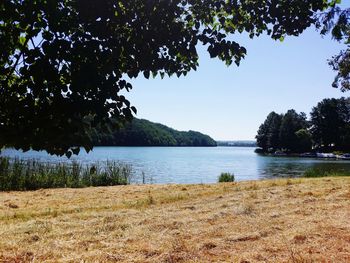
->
[95,119,217,147]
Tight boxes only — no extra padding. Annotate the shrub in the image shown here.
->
[218,172,235,183]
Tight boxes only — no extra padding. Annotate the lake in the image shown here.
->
[1,147,350,184]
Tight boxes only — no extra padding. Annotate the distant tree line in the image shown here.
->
[256,97,350,153]
[94,119,217,147]
[217,141,257,147]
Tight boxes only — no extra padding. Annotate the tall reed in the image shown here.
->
[0,157,132,191]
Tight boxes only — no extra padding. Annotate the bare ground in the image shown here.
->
[0,177,349,262]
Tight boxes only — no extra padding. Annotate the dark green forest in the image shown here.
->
[94,119,217,147]
[256,97,350,154]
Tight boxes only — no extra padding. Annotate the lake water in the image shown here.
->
[2,147,350,184]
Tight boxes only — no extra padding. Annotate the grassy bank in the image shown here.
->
[0,157,132,191]
[1,177,350,262]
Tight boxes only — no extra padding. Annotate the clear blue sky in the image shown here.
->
[126,26,347,141]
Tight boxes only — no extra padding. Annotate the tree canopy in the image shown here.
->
[316,6,350,91]
[279,110,309,153]
[256,111,282,152]
[256,110,310,153]
[256,97,350,154]
[310,97,350,151]
[0,0,343,156]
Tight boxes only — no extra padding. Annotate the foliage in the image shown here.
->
[0,157,132,191]
[218,172,235,183]
[256,112,282,152]
[316,6,350,91]
[294,129,313,153]
[310,97,350,151]
[256,110,309,153]
[0,0,338,156]
[94,118,217,146]
[256,97,350,153]
[279,110,309,153]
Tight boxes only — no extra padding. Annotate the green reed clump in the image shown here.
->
[80,161,131,186]
[304,168,350,178]
[0,157,132,191]
[218,172,235,183]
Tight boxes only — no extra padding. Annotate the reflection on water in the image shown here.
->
[1,147,350,184]
[257,156,350,178]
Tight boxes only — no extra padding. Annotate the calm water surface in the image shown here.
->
[2,147,350,184]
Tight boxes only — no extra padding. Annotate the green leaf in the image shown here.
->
[143,71,150,79]
[131,106,137,114]
[19,36,26,46]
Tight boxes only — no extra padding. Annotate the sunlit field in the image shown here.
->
[1,177,349,262]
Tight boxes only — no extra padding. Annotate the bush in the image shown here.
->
[0,157,132,191]
[218,172,235,182]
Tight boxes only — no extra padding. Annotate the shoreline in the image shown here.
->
[257,152,350,160]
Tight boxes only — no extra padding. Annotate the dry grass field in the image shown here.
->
[0,177,350,262]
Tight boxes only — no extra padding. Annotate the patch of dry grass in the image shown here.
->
[1,177,350,262]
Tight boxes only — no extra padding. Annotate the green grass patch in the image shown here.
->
[303,168,350,178]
